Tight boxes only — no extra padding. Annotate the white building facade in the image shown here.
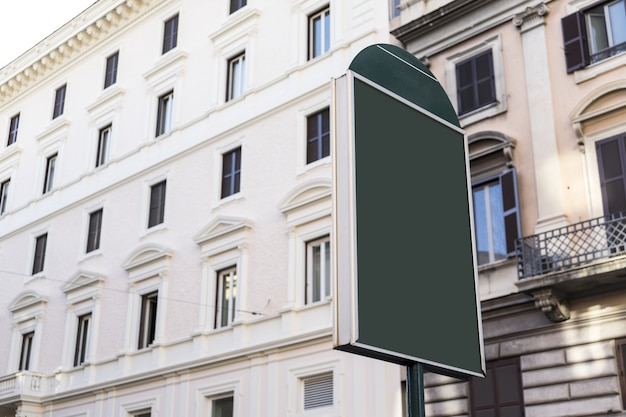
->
[0,1,406,416]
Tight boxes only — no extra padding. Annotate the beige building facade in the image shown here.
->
[392,0,626,416]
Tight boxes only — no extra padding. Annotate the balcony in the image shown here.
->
[516,212,626,279]
[0,371,47,404]
[515,212,626,322]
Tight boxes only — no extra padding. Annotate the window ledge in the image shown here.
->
[574,52,626,84]
[35,117,70,146]
[459,101,506,127]
[0,143,22,166]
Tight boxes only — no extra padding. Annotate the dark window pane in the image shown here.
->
[148,181,166,227]
[104,52,118,88]
[162,15,178,54]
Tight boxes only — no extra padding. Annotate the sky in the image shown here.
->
[0,0,96,68]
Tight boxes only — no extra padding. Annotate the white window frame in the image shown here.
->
[213,141,244,207]
[193,216,251,332]
[61,271,104,370]
[197,380,240,417]
[8,291,47,373]
[31,231,48,277]
[7,113,19,146]
[42,153,57,194]
[140,174,169,236]
[96,124,112,168]
[121,244,171,353]
[210,14,256,106]
[291,0,334,65]
[0,177,10,215]
[156,90,174,136]
[226,52,246,101]
[120,398,157,417]
[305,235,331,305]
[214,266,238,329]
[308,6,330,60]
[445,35,506,127]
[297,100,331,173]
[279,178,332,308]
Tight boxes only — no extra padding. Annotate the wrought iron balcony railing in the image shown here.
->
[516,212,626,279]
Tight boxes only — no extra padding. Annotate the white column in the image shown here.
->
[514,4,568,234]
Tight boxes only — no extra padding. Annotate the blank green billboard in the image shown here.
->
[333,44,485,378]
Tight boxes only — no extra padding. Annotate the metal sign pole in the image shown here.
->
[407,363,426,417]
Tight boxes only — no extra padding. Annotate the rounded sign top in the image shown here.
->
[348,44,460,127]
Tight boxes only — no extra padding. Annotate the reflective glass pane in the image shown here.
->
[608,1,626,45]
[489,183,507,261]
[473,187,489,265]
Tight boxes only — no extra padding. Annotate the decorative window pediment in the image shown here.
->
[279,178,331,227]
[8,290,47,313]
[62,270,105,296]
[193,216,252,256]
[468,131,515,182]
[571,80,626,144]
[122,244,172,272]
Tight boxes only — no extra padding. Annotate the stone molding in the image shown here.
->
[532,288,570,322]
[512,3,549,32]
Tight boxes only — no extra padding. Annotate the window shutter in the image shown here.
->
[596,135,626,215]
[562,12,589,73]
[500,169,520,257]
[303,373,333,409]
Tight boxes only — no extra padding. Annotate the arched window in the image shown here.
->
[468,132,520,266]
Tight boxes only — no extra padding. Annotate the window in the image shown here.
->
[596,133,626,215]
[230,0,246,14]
[104,51,119,88]
[156,90,174,136]
[562,0,626,72]
[456,50,496,116]
[308,7,330,59]
[32,233,48,275]
[303,372,333,410]
[43,153,57,194]
[53,84,66,119]
[0,179,9,215]
[19,332,34,371]
[162,14,179,54]
[617,338,626,408]
[305,236,331,304]
[148,180,166,228]
[390,0,401,18]
[473,170,520,265]
[96,125,111,167]
[226,53,245,101]
[221,147,241,198]
[138,291,158,349]
[469,358,524,417]
[86,209,103,253]
[212,395,234,417]
[215,267,237,328]
[468,133,519,266]
[306,108,330,164]
[7,113,19,146]
[74,313,91,367]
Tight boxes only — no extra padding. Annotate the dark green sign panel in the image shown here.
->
[333,44,485,378]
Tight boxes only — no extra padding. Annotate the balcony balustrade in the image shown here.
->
[516,212,626,279]
[0,371,47,402]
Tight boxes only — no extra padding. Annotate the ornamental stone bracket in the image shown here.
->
[532,288,570,322]
[512,3,549,32]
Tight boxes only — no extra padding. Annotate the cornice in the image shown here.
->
[391,0,495,43]
[0,0,157,106]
